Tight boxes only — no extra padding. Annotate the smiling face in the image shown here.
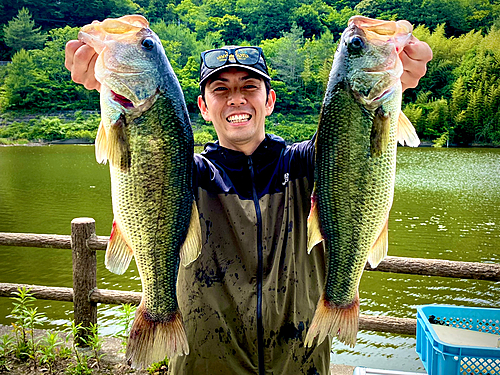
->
[198,67,276,155]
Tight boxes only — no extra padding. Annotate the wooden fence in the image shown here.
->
[1,217,499,345]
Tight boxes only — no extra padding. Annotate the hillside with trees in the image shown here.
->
[0,0,499,145]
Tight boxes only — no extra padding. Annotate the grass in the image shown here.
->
[1,287,169,374]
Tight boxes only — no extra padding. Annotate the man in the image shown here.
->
[66,37,432,375]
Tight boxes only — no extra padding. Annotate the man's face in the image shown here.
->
[198,67,276,155]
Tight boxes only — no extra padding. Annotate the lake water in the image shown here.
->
[0,144,499,372]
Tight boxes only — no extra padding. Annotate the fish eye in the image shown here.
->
[141,38,155,51]
[348,36,364,52]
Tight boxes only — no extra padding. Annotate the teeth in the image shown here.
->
[227,114,250,123]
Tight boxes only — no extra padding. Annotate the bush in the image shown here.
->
[193,131,214,145]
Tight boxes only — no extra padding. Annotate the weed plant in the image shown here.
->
[2,288,102,374]
[10,286,46,366]
[65,321,94,375]
[0,333,13,371]
[147,358,169,374]
[38,332,65,373]
[81,323,105,370]
[114,303,136,352]
[2,287,170,373]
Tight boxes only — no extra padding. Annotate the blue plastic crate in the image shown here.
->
[416,305,500,375]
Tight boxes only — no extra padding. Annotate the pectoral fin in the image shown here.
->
[94,116,130,170]
[105,220,134,275]
[370,107,391,157]
[95,120,108,164]
[367,218,388,268]
[397,112,420,147]
[307,189,324,254]
[180,201,202,267]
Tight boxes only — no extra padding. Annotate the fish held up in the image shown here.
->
[305,16,419,348]
[78,15,201,369]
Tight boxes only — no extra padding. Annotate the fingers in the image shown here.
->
[65,40,101,92]
[400,37,433,91]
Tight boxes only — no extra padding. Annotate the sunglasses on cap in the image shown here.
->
[201,46,267,70]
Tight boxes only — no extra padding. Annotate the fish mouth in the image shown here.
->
[111,90,134,108]
[371,87,395,102]
[226,114,252,124]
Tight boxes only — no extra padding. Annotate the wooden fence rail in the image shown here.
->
[1,218,499,344]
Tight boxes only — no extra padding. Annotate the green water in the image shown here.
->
[0,145,499,372]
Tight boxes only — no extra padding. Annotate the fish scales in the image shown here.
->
[78,15,201,370]
[305,16,419,348]
[112,94,194,316]
[317,84,398,303]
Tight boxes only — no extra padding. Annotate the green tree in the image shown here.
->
[236,0,298,42]
[1,49,49,108]
[203,0,237,18]
[320,6,358,36]
[355,0,473,35]
[176,56,202,112]
[3,8,47,54]
[146,0,173,22]
[261,24,308,113]
[152,21,201,66]
[107,0,141,18]
[33,26,98,108]
[203,15,246,44]
[175,0,207,31]
[449,76,466,123]
[291,4,326,39]
[301,30,337,96]
[1,25,98,110]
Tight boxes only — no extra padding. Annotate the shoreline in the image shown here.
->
[1,139,499,148]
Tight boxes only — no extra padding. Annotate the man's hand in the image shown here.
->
[65,40,101,92]
[400,36,433,91]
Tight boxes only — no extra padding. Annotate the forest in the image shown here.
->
[0,0,499,145]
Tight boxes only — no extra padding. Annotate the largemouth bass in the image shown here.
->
[305,16,419,348]
[78,15,201,369]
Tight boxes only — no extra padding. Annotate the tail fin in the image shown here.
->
[126,301,189,369]
[304,293,360,348]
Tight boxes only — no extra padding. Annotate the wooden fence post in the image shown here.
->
[71,218,98,346]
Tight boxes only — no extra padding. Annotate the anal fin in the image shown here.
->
[307,190,324,254]
[105,220,133,275]
[367,218,388,268]
[180,201,202,267]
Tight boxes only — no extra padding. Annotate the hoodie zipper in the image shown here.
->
[248,156,264,375]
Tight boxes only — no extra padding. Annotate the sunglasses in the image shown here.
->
[201,47,266,69]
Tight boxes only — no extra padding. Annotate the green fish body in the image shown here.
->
[78,15,201,369]
[305,16,419,348]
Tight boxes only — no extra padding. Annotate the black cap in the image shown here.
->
[199,46,271,87]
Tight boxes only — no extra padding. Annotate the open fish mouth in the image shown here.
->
[111,90,134,108]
